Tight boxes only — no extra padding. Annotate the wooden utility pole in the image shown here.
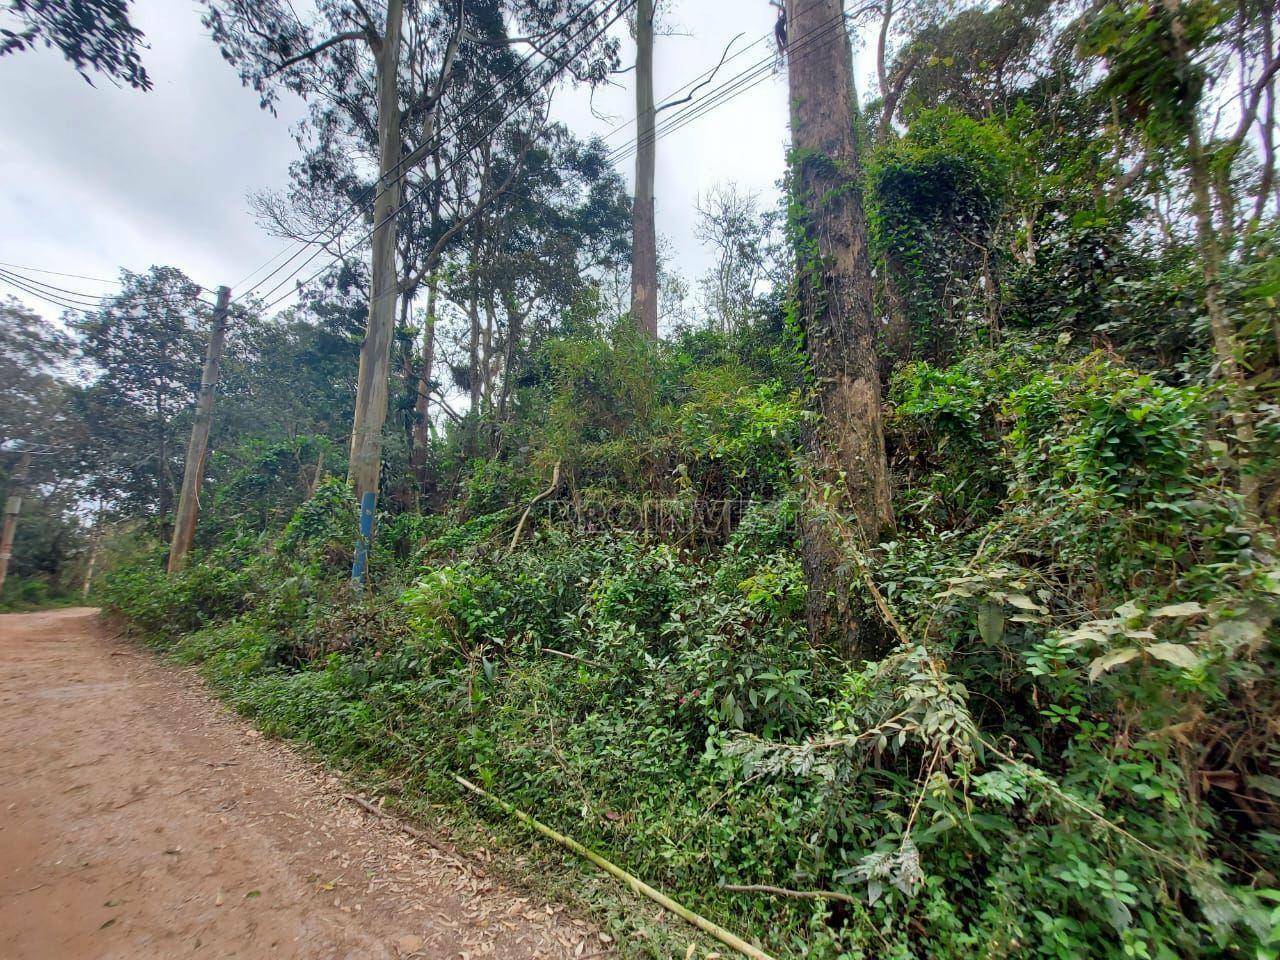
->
[0,447,33,595]
[784,0,894,645]
[168,285,231,576]
[631,0,658,338]
[348,0,406,586]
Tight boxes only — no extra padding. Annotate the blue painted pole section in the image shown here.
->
[351,489,377,588]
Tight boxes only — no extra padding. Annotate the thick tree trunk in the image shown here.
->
[785,0,894,648]
[630,0,658,338]
[347,0,405,511]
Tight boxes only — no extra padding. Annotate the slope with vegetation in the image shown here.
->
[3,0,1280,956]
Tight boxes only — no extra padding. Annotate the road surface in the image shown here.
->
[0,608,606,959]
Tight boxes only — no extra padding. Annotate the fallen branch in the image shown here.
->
[722,883,859,905]
[454,775,776,960]
[508,461,561,553]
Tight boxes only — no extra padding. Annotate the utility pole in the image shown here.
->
[631,0,658,338]
[168,285,231,576]
[0,446,34,595]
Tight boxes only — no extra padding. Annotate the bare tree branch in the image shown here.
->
[655,32,744,115]
[266,30,369,76]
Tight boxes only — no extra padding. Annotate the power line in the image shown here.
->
[0,267,217,309]
[241,0,627,307]
[0,260,219,300]
[0,273,114,316]
[8,0,839,325]
[0,271,216,315]
[607,4,849,167]
[255,0,637,315]
[594,33,772,145]
[4,2,631,321]
[230,0,618,304]
[593,0,844,153]
[0,262,121,285]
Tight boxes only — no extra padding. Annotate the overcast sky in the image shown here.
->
[0,0,880,322]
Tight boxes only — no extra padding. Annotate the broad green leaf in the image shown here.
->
[1209,618,1266,649]
[978,603,1005,644]
[1116,600,1143,620]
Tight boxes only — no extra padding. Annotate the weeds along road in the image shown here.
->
[0,608,606,960]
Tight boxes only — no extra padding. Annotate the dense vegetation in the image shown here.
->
[6,0,1280,956]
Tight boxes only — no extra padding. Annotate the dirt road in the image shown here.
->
[0,608,607,960]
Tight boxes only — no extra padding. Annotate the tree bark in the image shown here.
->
[1164,0,1259,519]
[411,275,438,490]
[347,0,405,511]
[785,0,895,647]
[1188,126,1260,518]
[466,212,485,459]
[630,0,658,338]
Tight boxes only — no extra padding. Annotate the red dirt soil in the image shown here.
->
[0,607,610,959]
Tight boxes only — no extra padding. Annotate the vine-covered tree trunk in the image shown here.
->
[880,251,913,380]
[785,0,894,647]
[347,0,405,508]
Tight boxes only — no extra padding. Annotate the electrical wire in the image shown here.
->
[7,0,846,322]
[229,0,619,303]
[254,0,636,315]
[0,267,217,309]
[0,272,215,316]
[0,262,122,285]
[607,4,850,167]
[241,0,628,308]
[0,273,114,316]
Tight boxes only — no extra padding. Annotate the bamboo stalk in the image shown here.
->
[453,775,777,960]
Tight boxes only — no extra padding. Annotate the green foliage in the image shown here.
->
[81,2,1280,950]
[867,108,1013,360]
[94,303,1280,960]
[0,0,152,90]
[670,374,806,499]
[868,109,1011,247]
[277,476,357,571]
[1078,0,1225,144]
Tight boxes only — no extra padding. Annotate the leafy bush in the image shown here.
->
[99,307,1280,960]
